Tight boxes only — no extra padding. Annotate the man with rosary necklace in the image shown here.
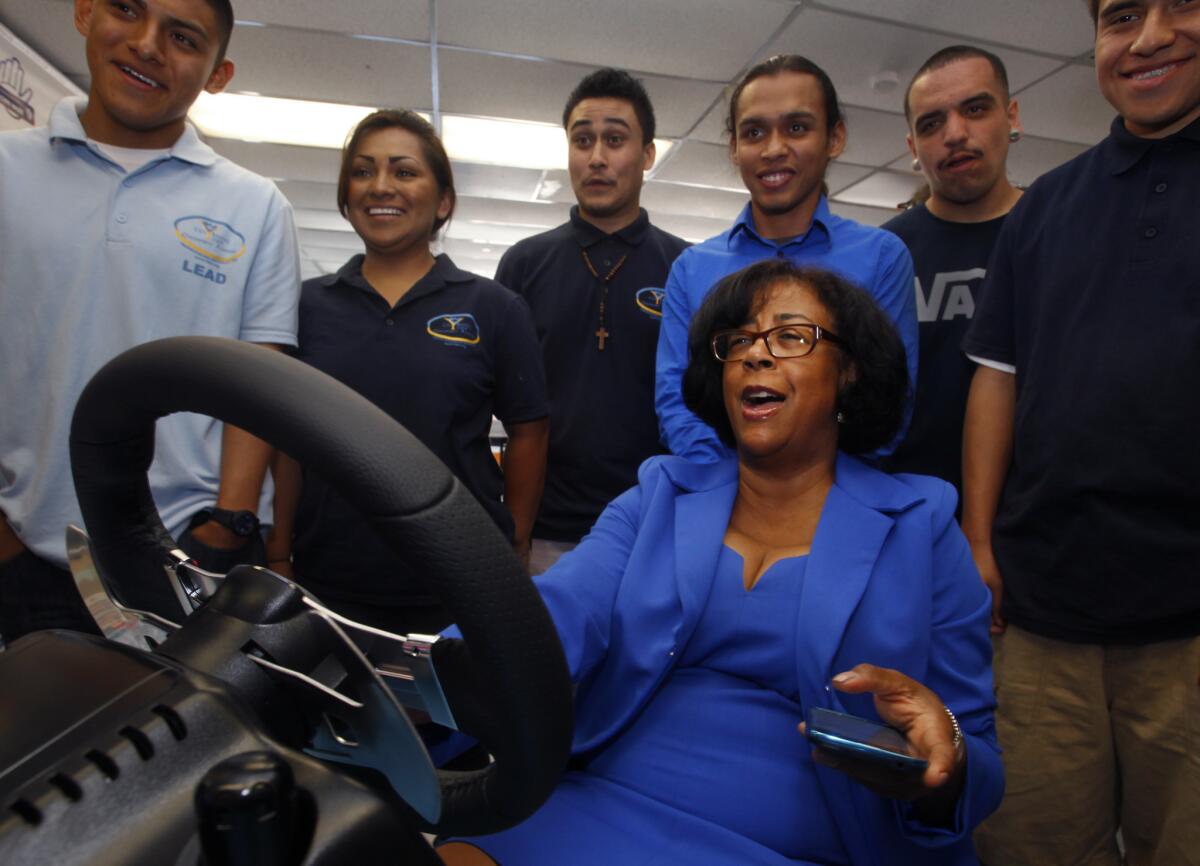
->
[495,68,689,573]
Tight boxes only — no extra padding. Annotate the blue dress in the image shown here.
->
[465,547,851,865]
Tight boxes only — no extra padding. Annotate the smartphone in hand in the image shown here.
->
[805,707,928,772]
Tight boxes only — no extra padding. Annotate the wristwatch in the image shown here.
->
[205,508,261,537]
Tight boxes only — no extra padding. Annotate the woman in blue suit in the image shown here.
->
[440,260,1001,866]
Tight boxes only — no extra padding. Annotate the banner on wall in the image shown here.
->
[0,21,83,133]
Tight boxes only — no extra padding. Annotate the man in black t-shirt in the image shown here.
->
[964,3,1200,862]
[883,46,1023,500]
[495,69,688,572]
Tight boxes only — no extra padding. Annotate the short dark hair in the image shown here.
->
[725,54,843,139]
[562,68,657,146]
[682,260,909,456]
[202,0,235,64]
[1087,0,1100,23]
[904,45,1010,122]
[336,110,456,235]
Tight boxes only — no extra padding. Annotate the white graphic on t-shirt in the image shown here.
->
[915,268,985,323]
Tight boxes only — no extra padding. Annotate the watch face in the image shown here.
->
[230,511,258,536]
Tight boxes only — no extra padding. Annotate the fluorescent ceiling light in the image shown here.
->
[441,115,672,171]
[190,92,382,149]
[190,93,672,171]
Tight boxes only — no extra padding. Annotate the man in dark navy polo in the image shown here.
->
[495,68,688,572]
[883,45,1023,502]
[964,1,1200,862]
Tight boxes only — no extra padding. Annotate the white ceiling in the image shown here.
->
[0,0,1112,280]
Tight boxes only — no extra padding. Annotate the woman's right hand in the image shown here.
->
[801,664,965,812]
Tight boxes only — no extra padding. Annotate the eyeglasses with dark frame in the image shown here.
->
[710,323,844,362]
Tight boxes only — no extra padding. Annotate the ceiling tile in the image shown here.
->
[840,105,911,166]
[817,0,1095,59]
[231,1,428,40]
[299,228,363,251]
[834,170,924,210]
[454,196,569,230]
[826,162,876,196]
[224,27,431,109]
[652,140,742,191]
[438,0,793,81]
[827,201,898,228]
[648,212,738,245]
[1009,64,1113,145]
[691,100,732,147]
[207,139,341,184]
[453,162,544,202]
[293,208,353,232]
[640,180,748,223]
[1002,135,1090,186]
[276,180,339,211]
[444,220,545,247]
[762,7,1064,115]
[437,49,722,138]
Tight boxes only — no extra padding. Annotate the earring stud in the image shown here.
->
[911,158,921,172]
[1009,129,1021,142]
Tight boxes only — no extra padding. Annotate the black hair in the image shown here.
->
[337,109,456,235]
[562,67,656,146]
[725,54,843,139]
[682,259,909,456]
[904,45,1011,122]
[203,0,235,64]
[1087,0,1100,24]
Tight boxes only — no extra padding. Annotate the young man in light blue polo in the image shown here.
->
[0,0,300,640]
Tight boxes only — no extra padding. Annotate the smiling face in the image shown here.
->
[730,71,846,239]
[1095,0,1200,138]
[566,96,655,232]
[721,279,846,467]
[906,57,1020,212]
[75,0,233,148]
[344,126,452,258]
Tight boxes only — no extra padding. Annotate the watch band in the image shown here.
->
[207,507,261,537]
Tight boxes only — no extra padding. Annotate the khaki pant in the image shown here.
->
[975,625,1200,866]
[529,538,577,576]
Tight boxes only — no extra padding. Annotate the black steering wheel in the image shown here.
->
[67,336,573,836]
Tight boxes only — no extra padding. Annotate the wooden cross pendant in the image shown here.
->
[596,326,610,350]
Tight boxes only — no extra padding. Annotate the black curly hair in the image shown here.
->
[682,260,909,456]
[562,68,656,146]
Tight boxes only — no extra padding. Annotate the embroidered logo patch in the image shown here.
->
[636,287,665,318]
[427,313,481,346]
[174,216,247,263]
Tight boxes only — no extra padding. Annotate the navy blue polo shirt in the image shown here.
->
[293,254,547,603]
[495,207,689,542]
[964,115,1200,644]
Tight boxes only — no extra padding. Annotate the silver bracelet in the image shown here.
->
[945,705,965,757]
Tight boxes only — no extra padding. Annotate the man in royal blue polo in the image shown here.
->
[495,68,688,573]
[655,55,917,462]
[0,0,300,640]
[964,1,1200,861]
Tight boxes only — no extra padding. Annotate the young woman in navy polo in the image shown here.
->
[269,110,549,633]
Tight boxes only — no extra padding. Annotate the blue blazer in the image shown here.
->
[533,453,1003,866]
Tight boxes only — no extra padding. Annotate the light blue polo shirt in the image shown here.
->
[0,97,300,567]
